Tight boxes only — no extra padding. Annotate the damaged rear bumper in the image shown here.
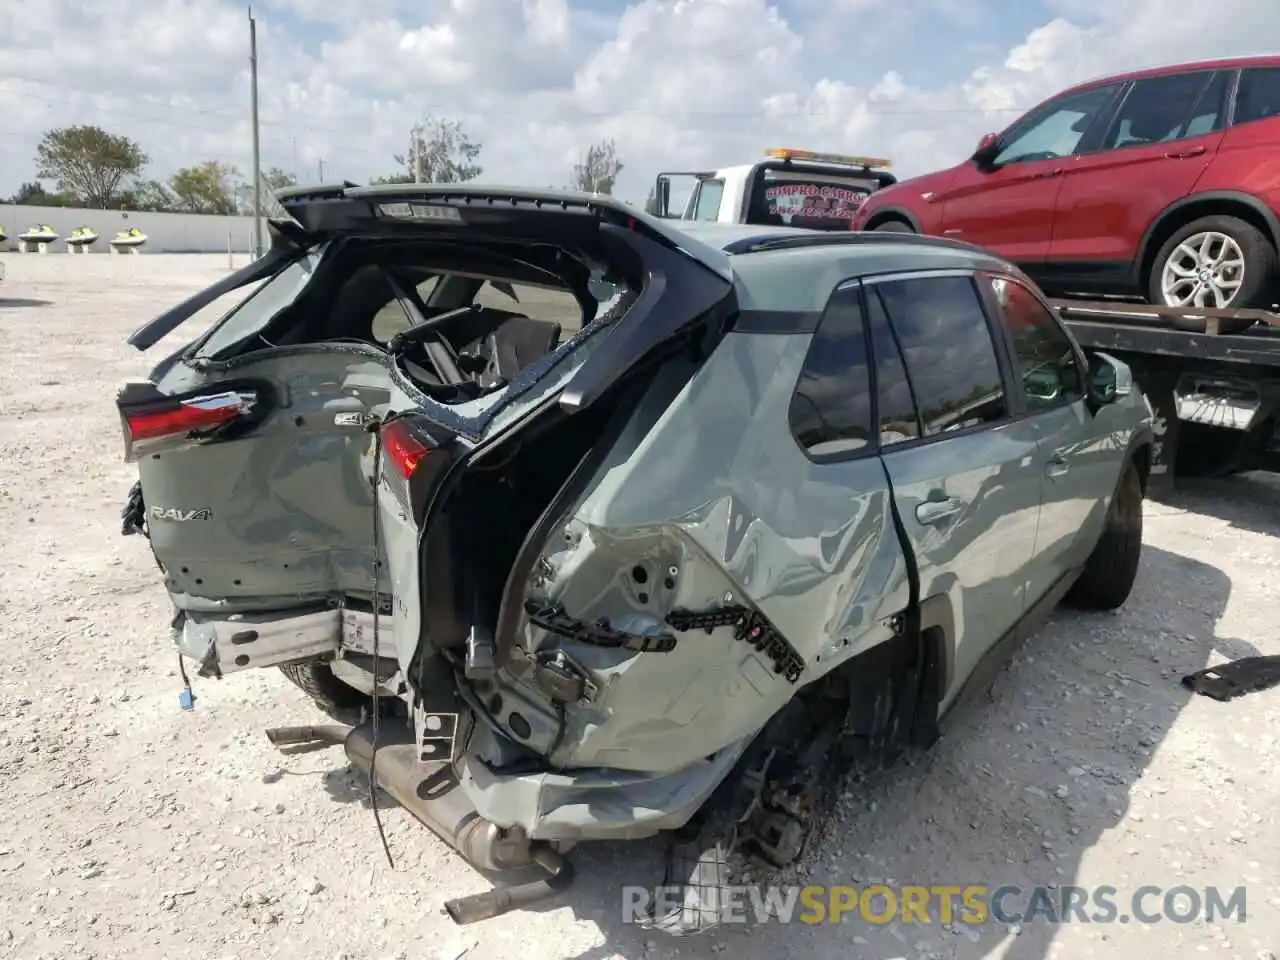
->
[172,604,389,678]
[459,721,752,842]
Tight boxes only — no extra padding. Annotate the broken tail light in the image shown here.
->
[379,417,436,515]
[120,390,256,462]
[383,417,431,479]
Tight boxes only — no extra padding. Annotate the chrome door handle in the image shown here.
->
[1047,455,1069,478]
[916,497,963,525]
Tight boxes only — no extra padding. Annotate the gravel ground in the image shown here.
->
[0,251,1278,960]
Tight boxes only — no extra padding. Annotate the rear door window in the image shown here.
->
[866,287,922,445]
[872,275,1009,435]
[747,170,879,230]
[1102,71,1228,148]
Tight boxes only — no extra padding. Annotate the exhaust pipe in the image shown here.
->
[342,719,575,923]
[265,725,351,747]
[443,844,575,924]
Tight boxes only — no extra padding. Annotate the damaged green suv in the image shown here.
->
[116,185,1154,933]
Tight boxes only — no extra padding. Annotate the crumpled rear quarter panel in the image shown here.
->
[514,330,911,773]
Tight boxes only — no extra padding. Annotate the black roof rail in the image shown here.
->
[723,231,991,256]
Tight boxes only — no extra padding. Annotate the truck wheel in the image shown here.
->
[1064,462,1143,611]
[278,662,369,725]
[1147,215,1276,333]
[873,220,914,233]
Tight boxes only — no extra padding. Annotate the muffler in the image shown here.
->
[341,719,576,923]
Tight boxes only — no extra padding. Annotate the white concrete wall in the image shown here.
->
[0,204,265,254]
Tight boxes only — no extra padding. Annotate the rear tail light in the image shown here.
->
[376,415,456,523]
[382,418,431,479]
[378,417,437,516]
[120,390,255,462]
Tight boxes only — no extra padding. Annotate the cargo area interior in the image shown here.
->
[199,237,602,404]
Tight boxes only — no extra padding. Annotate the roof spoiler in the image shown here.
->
[273,182,734,282]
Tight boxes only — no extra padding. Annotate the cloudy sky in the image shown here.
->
[0,0,1274,205]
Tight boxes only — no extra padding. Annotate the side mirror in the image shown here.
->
[1086,351,1131,411]
[973,132,1001,167]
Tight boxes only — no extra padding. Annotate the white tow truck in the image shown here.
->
[646,147,897,230]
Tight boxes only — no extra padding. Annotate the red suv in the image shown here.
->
[850,56,1280,314]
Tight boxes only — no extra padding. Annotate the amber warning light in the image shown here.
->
[765,148,892,170]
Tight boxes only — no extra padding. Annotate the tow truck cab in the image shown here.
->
[646,148,896,230]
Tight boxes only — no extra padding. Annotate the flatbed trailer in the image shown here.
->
[1052,298,1280,498]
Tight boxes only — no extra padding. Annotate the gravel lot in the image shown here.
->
[0,251,1277,960]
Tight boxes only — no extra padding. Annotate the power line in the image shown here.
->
[0,69,1031,123]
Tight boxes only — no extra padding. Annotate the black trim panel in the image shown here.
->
[731,309,822,334]
[1027,259,1136,296]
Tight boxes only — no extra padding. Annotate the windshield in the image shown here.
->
[190,247,326,359]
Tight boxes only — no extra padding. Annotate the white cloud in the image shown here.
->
[0,0,1277,204]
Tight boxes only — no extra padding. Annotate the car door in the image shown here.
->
[1049,69,1230,267]
[117,244,418,623]
[936,84,1124,265]
[975,272,1110,601]
[866,271,1044,710]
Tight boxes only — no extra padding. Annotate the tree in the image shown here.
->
[169,161,240,215]
[123,179,177,212]
[391,115,483,183]
[8,181,73,207]
[34,124,148,208]
[263,167,296,193]
[570,138,623,195]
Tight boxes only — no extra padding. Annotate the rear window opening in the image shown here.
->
[746,168,883,230]
[180,237,634,415]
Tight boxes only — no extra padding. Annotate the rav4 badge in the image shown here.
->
[150,506,213,522]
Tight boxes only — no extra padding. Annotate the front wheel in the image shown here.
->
[1146,215,1276,333]
[872,220,915,234]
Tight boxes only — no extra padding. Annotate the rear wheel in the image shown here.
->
[1146,215,1277,333]
[872,219,915,234]
[278,662,369,725]
[1064,461,1143,611]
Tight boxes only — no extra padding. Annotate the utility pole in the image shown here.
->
[291,136,297,180]
[318,158,325,181]
[248,6,263,259]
